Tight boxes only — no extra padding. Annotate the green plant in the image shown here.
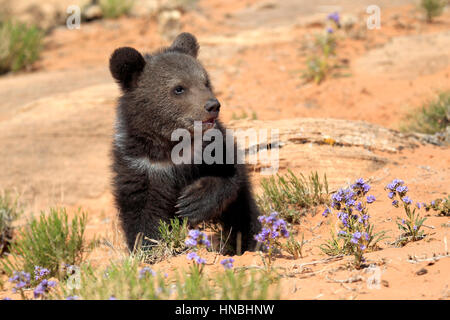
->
[302,28,339,84]
[254,212,290,271]
[100,0,134,19]
[54,258,279,300]
[385,179,427,246]
[302,56,330,84]
[320,178,388,268]
[257,170,329,223]
[401,91,450,134]
[2,208,88,279]
[420,0,446,22]
[138,218,189,263]
[425,196,450,216]
[214,269,275,300]
[284,232,305,259]
[231,110,257,120]
[0,20,43,74]
[0,191,21,256]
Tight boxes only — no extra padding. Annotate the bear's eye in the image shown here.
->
[205,79,211,88]
[173,85,185,95]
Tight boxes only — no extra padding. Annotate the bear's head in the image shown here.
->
[109,33,220,141]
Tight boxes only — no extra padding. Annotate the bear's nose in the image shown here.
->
[204,99,221,113]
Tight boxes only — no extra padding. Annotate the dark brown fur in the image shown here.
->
[110,33,261,253]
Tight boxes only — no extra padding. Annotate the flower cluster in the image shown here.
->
[139,267,156,279]
[327,12,340,25]
[254,212,289,248]
[34,266,50,282]
[220,258,234,270]
[424,196,449,216]
[322,178,380,266]
[9,271,31,293]
[185,229,210,269]
[185,230,211,249]
[33,279,57,299]
[385,179,413,207]
[385,179,426,243]
[187,251,206,265]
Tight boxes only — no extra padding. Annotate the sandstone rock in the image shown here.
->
[228,118,427,188]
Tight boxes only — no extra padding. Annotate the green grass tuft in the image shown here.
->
[401,91,450,134]
[137,218,189,264]
[0,191,21,256]
[420,0,447,22]
[100,0,134,19]
[54,258,279,300]
[257,170,329,223]
[0,21,43,74]
[2,208,88,280]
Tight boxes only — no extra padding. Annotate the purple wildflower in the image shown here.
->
[33,279,57,299]
[355,201,363,212]
[9,271,31,293]
[139,267,156,279]
[254,212,289,247]
[185,229,211,249]
[327,12,340,24]
[220,258,235,270]
[187,252,199,260]
[194,256,206,265]
[402,196,412,205]
[366,195,376,204]
[34,266,50,281]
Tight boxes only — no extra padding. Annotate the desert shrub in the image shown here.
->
[402,91,450,134]
[420,0,446,22]
[0,21,43,74]
[0,192,21,256]
[257,170,329,224]
[138,218,189,263]
[54,258,278,300]
[2,208,88,279]
[100,0,134,19]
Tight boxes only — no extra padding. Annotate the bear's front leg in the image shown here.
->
[175,176,239,225]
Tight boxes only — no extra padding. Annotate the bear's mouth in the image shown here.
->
[202,116,217,129]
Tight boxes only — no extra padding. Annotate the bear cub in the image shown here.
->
[110,33,261,253]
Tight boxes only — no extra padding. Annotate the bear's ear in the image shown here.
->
[109,47,146,91]
[169,32,199,58]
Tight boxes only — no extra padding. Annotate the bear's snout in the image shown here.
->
[204,98,221,116]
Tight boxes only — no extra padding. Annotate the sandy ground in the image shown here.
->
[0,0,449,299]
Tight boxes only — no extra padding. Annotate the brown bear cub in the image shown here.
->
[110,33,261,253]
